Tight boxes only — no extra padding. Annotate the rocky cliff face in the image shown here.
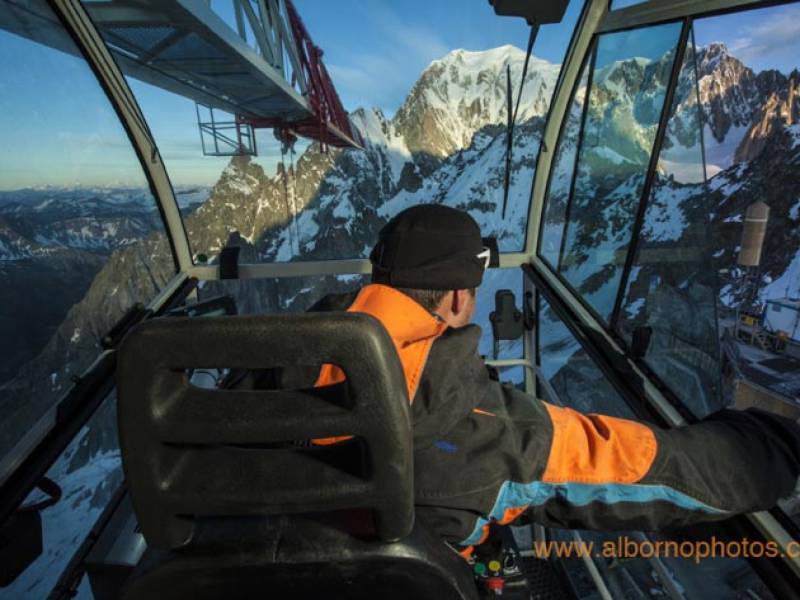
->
[696,43,763,144]
[734,70,800,162]
[694,43,800,169]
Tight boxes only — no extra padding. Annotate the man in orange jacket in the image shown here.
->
[313,203,800,550]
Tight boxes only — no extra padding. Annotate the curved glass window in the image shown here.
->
[85,0,586,266]
[539,59,591,268]
[557,22,683,322]
[0,0,174,471]
[0,0,175,595]
[617,32,722,417]
[540,3,800,426]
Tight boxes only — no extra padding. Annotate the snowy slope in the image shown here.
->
[1,408,122,599]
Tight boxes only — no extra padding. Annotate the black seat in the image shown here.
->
[116,312,477,599]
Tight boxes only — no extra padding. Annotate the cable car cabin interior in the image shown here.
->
[1,0,800,598]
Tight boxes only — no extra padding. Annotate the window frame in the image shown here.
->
[535,35,596,272]
[536,17,689,332]
[600,0,792,34]
[59,0,190,275]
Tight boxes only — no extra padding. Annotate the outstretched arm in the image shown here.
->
[459,393,800,545]
[526,403,800,532]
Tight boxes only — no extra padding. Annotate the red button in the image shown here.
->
[486,577,504,591]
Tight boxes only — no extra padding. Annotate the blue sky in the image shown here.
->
[290,0,578,115]
[693,3,800,74]
[594,21,682,69]
[0,0,582,189]
[2,1,799,190]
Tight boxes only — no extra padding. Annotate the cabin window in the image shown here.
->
[0,2,175,594]
[544,22,684,322]
[539,1,800,425]
[615,29,723,418]
[539,58,592,269]
[84,0,589,267]
[0,0,174,487]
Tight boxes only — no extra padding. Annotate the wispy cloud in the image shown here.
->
[724,5,800,72]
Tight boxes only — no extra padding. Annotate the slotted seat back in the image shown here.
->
[116,313,413,550]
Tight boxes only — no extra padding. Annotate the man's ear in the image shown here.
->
[449,290,460,314]
[451,289,469,315]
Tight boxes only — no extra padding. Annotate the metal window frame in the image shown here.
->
[53,0,194,274]
[555,37,597,273]
[602,0,792,31]
[527,0,608,258]
[186,251,532,280]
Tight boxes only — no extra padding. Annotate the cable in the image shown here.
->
[501,23,540,219]
[289,143,301,255]
[278,139,296,256]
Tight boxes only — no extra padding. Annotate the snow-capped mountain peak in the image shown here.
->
[391,45,559,157]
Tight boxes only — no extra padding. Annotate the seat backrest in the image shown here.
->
[116,312,413,550]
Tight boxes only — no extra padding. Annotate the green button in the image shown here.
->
[474,562,487,575]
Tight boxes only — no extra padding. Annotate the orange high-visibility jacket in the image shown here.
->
[311,284,800,546]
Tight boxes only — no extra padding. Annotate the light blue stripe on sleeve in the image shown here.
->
[461,480,729,546]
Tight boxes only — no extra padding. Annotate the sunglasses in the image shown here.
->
[476,247,492,270]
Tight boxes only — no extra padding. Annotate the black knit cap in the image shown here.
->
[370,204,485,290]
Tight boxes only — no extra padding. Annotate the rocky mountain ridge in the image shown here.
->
[696,42,800,167]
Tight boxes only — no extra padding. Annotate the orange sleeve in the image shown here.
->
[541,403,657,485]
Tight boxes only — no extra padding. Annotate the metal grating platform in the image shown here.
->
[0,0,360,149]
